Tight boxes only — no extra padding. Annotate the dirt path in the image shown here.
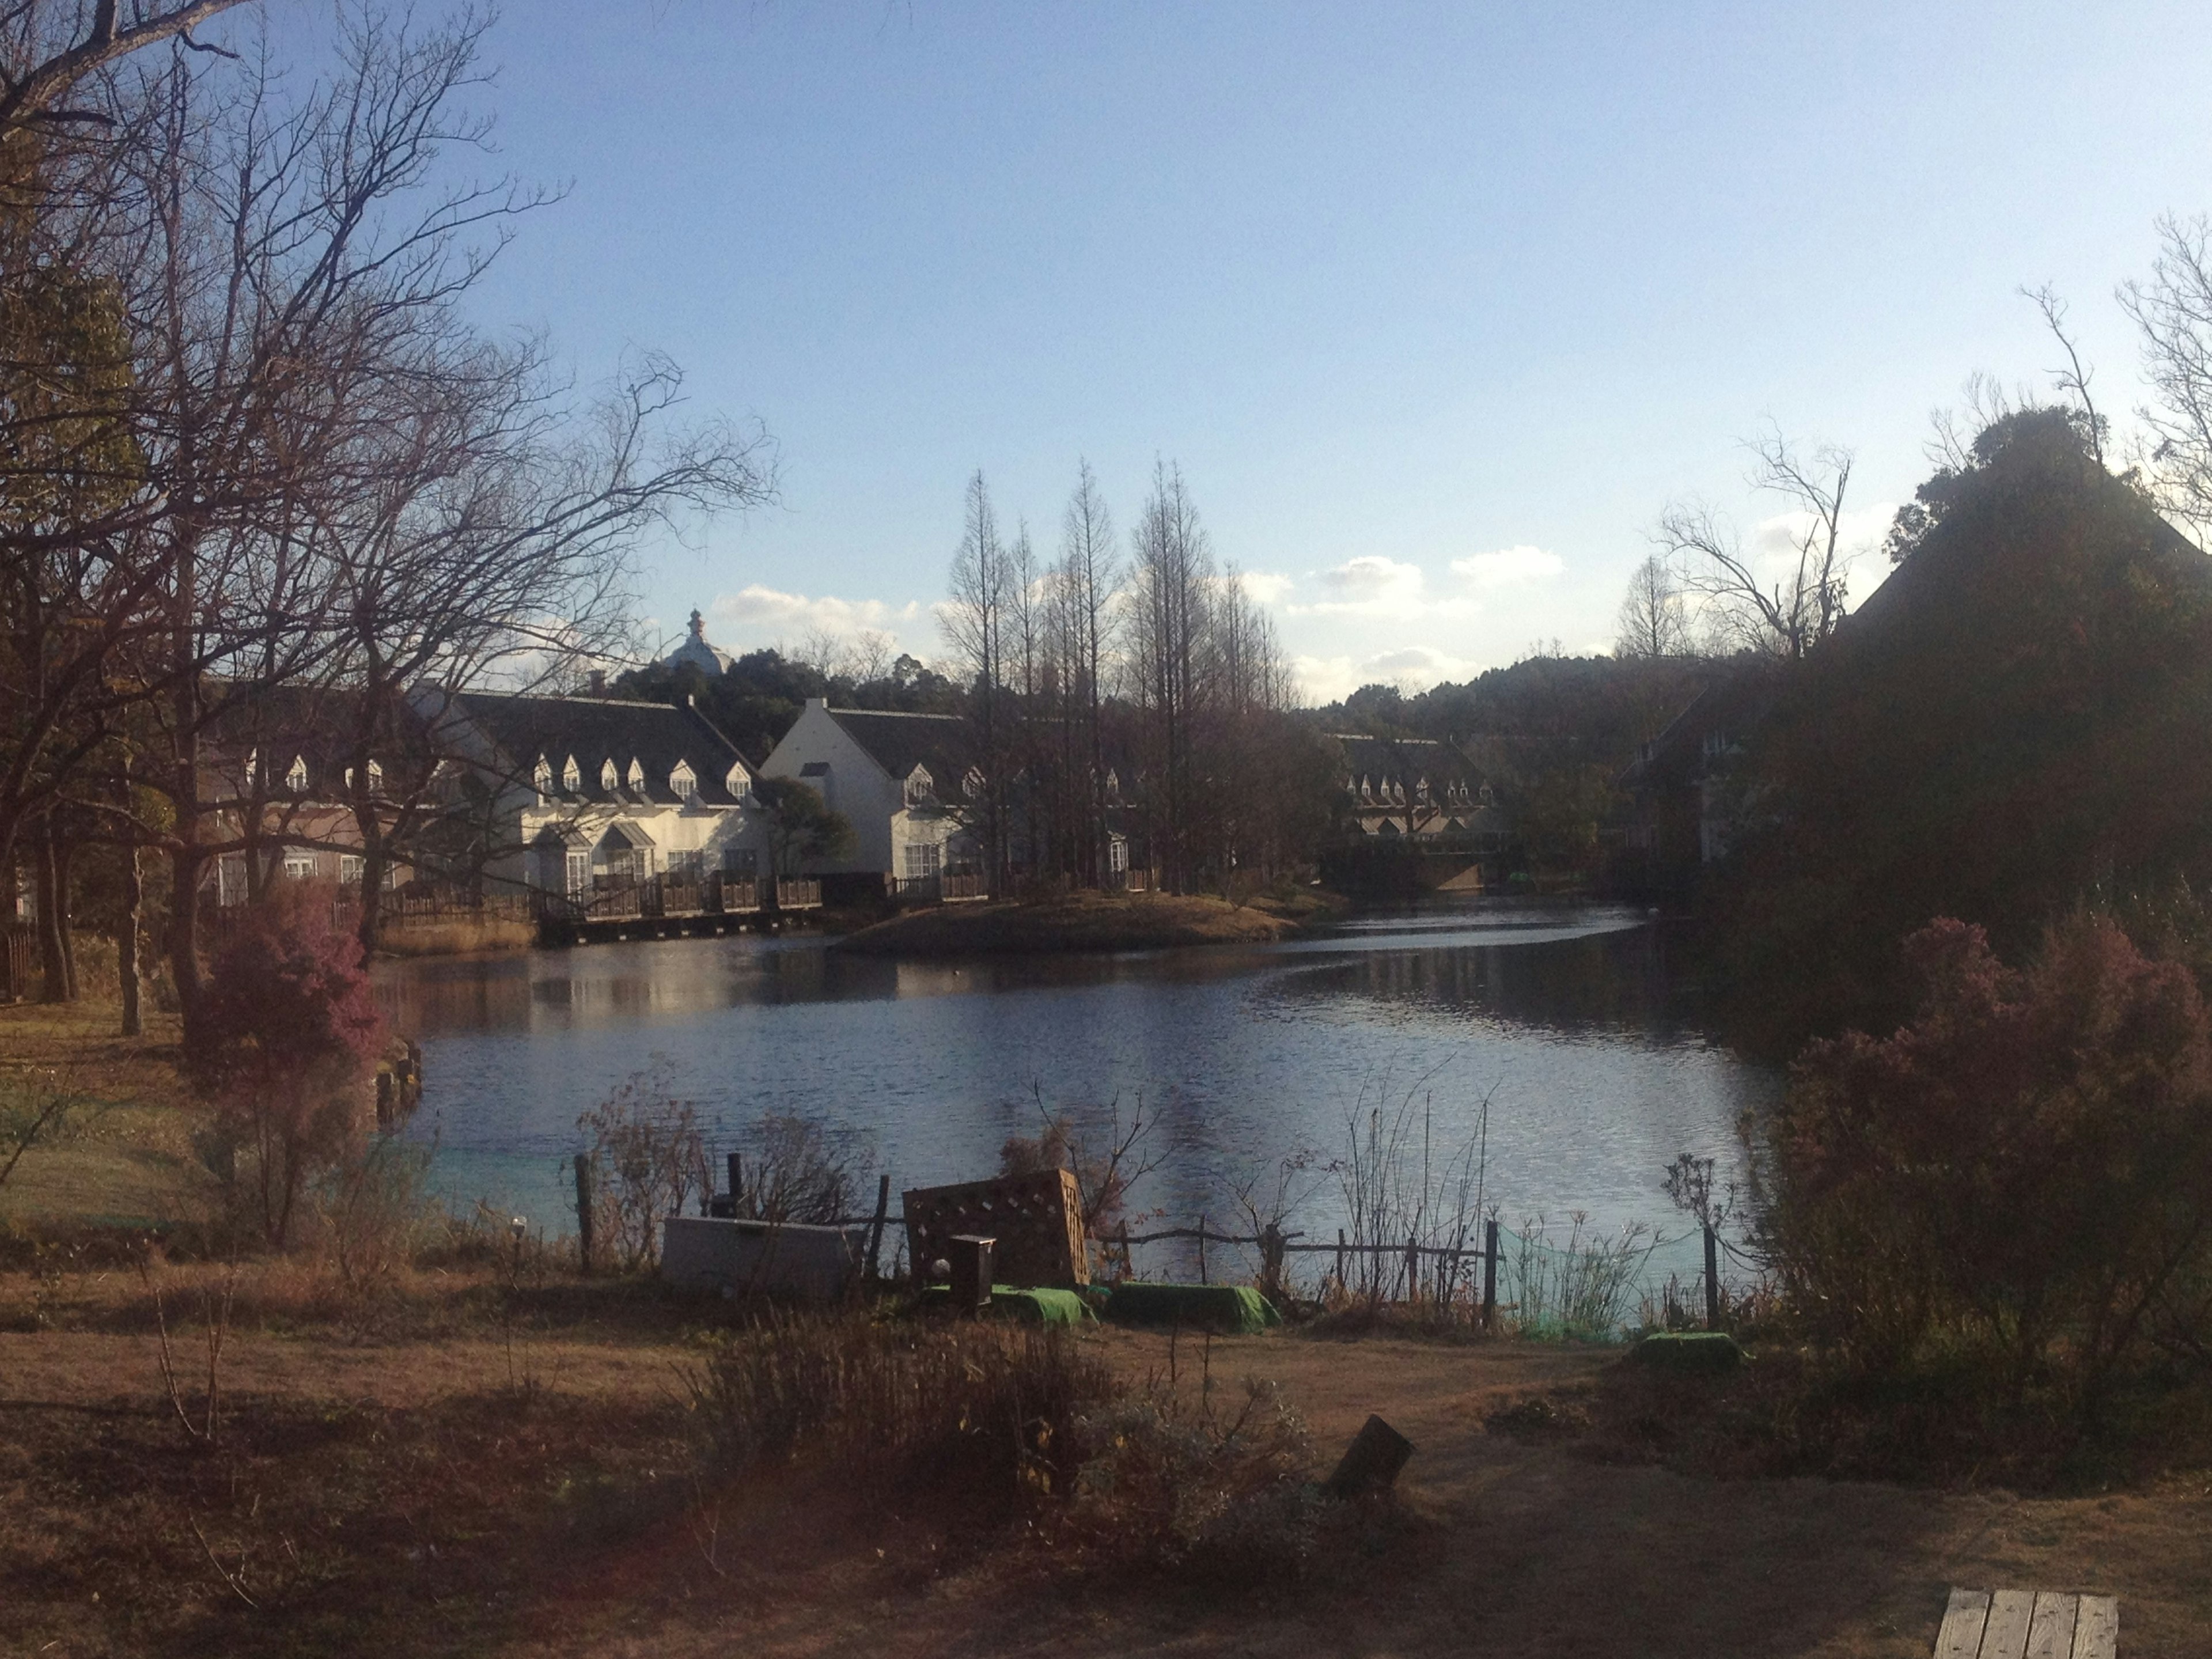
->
[695,1330,2211,1659]
[4,1315,2206,1657]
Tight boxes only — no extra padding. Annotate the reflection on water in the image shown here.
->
[373,901,1774,1268]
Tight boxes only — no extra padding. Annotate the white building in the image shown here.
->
[427,689,768,912]
[757,699,979,889]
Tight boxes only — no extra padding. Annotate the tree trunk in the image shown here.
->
[120,836,142,1037]
[34,816,74,1002]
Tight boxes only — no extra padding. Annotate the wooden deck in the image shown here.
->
[1936,1589,2117,1659]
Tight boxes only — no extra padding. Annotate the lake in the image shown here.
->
[373,900,1774,1290]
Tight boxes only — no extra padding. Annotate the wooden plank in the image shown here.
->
[2070,1596,2118,1659]
[1979,1590,2035,1659]
[1935,1588,1990,1659]
[2023,1592,2076,1659]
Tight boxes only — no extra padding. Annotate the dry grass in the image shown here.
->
[834,891,1307,957]
[373,915,536,956]
[3,1263,2212,1658]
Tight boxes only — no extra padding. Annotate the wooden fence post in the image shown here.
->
[1482,1219,1498,1330]
[1704,1222,1721,1330]
[574,1153,594,1274]
[1198,1215,1208,1285]
[1336,1228,1347,1294]
[866,1173,891,1282]
[1405,1233,1419,1304]
[726,1152,743,1215]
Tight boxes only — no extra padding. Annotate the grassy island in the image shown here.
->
[831,887,1346,957]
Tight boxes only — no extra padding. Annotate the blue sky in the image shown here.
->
[291,2,2212,699]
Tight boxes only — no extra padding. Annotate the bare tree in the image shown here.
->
[1058,457,1116,883]
[1613,554,1689,658]
[1653,429,1855,661]
[1124,460,1213,891]
[2123,213,2212,540]
[0,1,247,154]
[941,469,1009,889]
[2022,283,2106,467]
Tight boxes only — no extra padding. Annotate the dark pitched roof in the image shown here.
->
[445,691,757,807]
[1327,733,1486,789]
[824,707,972,786]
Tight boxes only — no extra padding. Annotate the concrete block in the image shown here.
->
[661,1215,866,1302]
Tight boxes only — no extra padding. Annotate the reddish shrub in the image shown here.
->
[1755,913,2212,1418]
[186,887,385,1248]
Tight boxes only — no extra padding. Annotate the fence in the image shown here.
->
[535,874,768,925]
[608,1165,1748,1337]
[1,921,33,1002]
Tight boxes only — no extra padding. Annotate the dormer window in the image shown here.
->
[904,765,933,806]
[533,755,552,797]
[963,766,984,800]
[671,760,697,801]
[366,759,383,794]
[600,757,619,792]
[725,762,749,797]
[563,755,581,792]
[286,755,309,793]
[1104,768,1121,804]
[1416,777,1431,805]
[626,757,645,793]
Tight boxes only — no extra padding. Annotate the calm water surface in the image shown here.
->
[373,902,1774,1278]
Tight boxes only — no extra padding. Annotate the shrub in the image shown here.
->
[316,1136,436,1292]
[1066,1371,1321,1578]
[1754,913,2212,1421]
[577,1064,707,1271]
[733,1112,862,1224]
[184,888,385,1249]
[685,1310,1116,1502]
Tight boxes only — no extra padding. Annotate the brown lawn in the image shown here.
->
[2,1264,2206,1659]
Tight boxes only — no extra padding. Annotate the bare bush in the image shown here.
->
[577,1066,706,1271]
[732,1113,862,1225]
[316,1137,435,1293]
[685,1310,1115,1501]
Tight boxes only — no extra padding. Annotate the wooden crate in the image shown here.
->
[903,1168,1089,1289]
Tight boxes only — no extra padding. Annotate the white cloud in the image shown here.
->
[1234,569,1296,606]
[1289,556,1432,619]
[1291,643,1478,704]
[704,585,931,653]
[1450,543,1565,589]
[1747,503,1897,587]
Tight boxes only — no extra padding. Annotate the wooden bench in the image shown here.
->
[1936,1589,2117,1659]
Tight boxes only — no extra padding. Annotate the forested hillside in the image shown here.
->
[1709,408,2212,1050]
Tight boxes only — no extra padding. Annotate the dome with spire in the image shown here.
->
[661,608,733,676]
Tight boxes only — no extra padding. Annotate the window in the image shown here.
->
[669,849,706,882]
[962,766,984,800]
[671,760,697,801]
[904,765,933,806]
[366,760,383,794]
[285,755,309,793]
[1416,777,1431,805]
[721,847,758,878]
[339,854,365,886]
[563,755,581,792]
[533,755,552,797]
[283,852,317,881]
[901,840,942,879]
[600,757,619,792]
[725,763,749,797]
[627,757,645,793]
[566,850,589,897]
[1108,835,1128,874]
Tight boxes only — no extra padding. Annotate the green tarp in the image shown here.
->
[916,1284,1096,1324]
[988,1285,1093,1325]
[1101,1282,1281,1334]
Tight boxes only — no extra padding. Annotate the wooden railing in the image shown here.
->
[775,878,821,910]
[536,873,764,925]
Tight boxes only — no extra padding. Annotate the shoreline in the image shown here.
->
[832,887,1349,958]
